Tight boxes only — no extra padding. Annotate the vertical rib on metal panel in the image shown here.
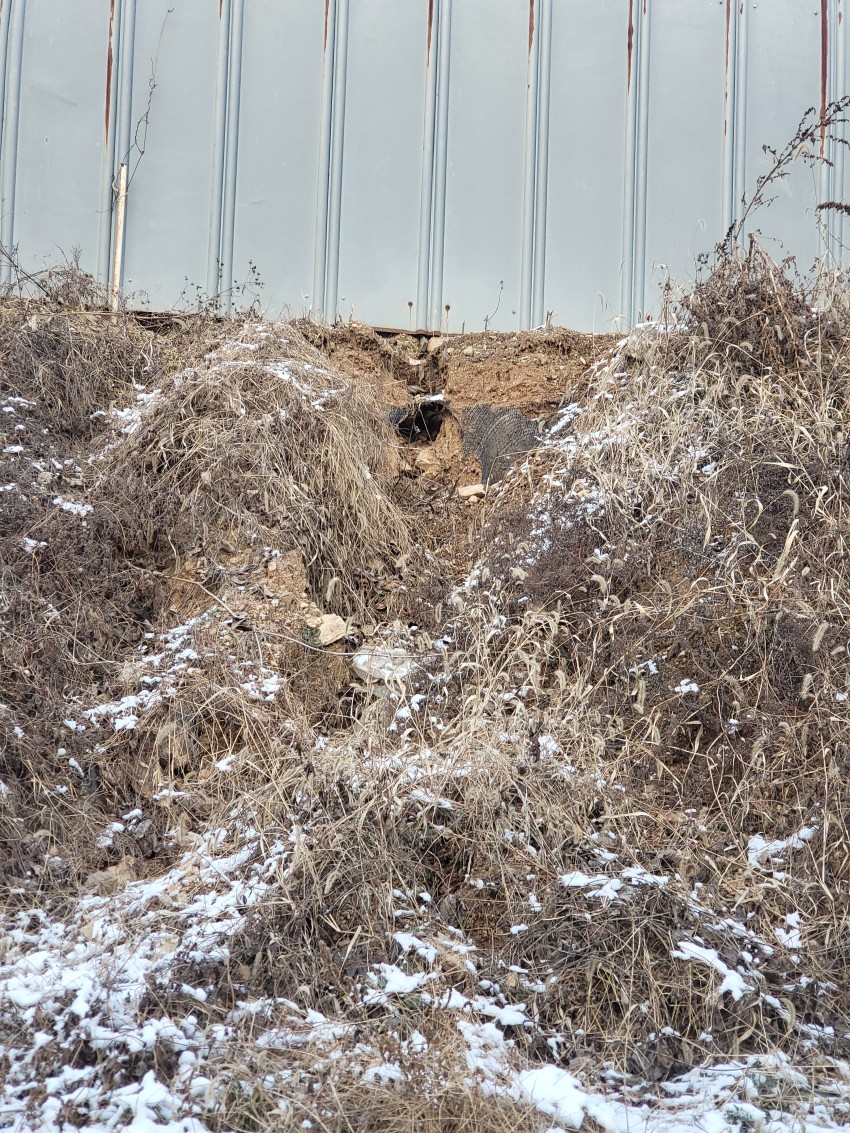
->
[733,0,748,239]
[621,4,637,323]
[220,0,244,312]
[834,0,847,261]
[0,0,13,263]
[819,0,831,223]
[621,0,650,324]
[721,0,738,237]
[520,2,541,330]
[97,1,123,286]
[429,0,452,330]
[0,0,25,284]
[416,1,440,330]
[632,3,651,321]
[109,0,136,294]
[115,0,136,171]
[531,0,552,328]
[207,0,232,298]
[313,0,337,319]
[819,0,845,265]
[323,0,348,322]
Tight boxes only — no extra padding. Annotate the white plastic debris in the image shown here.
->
[351,646,414,684]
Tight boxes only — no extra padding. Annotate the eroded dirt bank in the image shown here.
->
[1,270,849,1132]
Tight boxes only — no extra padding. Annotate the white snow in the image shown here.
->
[673,678,700,695]
[671,941,753,1000]
[52,496,94,517]
[748,826,817,867]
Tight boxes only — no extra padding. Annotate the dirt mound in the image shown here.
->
[300,322,616,488]
[441,326,612,414]
[303,320,615,416]
[0,312,422,886]
[3,260,850,1132]
[94,323,413,616]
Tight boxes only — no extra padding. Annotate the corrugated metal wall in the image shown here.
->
[0,0,847,332]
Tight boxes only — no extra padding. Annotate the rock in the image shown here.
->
[316,614,348,646]
[462,345,475,357]
[427,335,444,354]
[415,447,440,474]
[351,646,414,683]
[84,855,136,896]
[458,483,486,501]
[302,612,349,646]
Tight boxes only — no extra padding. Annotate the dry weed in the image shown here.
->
[93,324,413,617]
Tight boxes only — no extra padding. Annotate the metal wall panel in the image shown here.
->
[119,0,220,307]
[1,1,107,282]
[440,0,529,333]
[641,0,727,315]
[744,2,822,271]
[231,1,324,317]
[545,0,628,331]
[335,0,431,328]
[1,0,847,330]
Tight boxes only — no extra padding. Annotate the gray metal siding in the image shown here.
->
[336,1,431,328]
[232,1,324,317]
[0,0,847,331]
[14,2,105,272]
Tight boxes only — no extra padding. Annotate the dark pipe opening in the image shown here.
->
[390,398,448,443]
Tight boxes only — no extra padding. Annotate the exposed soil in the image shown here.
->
[298,320,617,415]
[440,327,612,413]
[296,322,616,490]
[3,258,850,1133]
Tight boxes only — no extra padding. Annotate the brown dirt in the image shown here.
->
[298,322,615,493]
[402,412,477,487]
[298,320,617,417]
[440,327,615,413]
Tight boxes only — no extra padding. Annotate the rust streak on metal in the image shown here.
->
[627,0,635,90]
[324,0,330,52]
[105,0,116,139]
[528,0,535,56]
[821,0,829,155]
[219,0,223,17]
[427,0,434,59]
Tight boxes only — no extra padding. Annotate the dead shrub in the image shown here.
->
[93,325,413,617]
[0,308,156,441]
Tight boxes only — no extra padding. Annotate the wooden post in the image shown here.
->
[110,162,128,312]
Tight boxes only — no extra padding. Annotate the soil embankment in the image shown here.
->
[1,265,849,1131]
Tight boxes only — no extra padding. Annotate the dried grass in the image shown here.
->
[3,244,850,1127]
[435,237,850,1070]
[93,324,413,616]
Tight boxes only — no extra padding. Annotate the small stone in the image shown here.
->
[458,483,486,501]
[315,614,348,646]
[462,346,475,357]
[427,336,444,354]
[84,855,136,895]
